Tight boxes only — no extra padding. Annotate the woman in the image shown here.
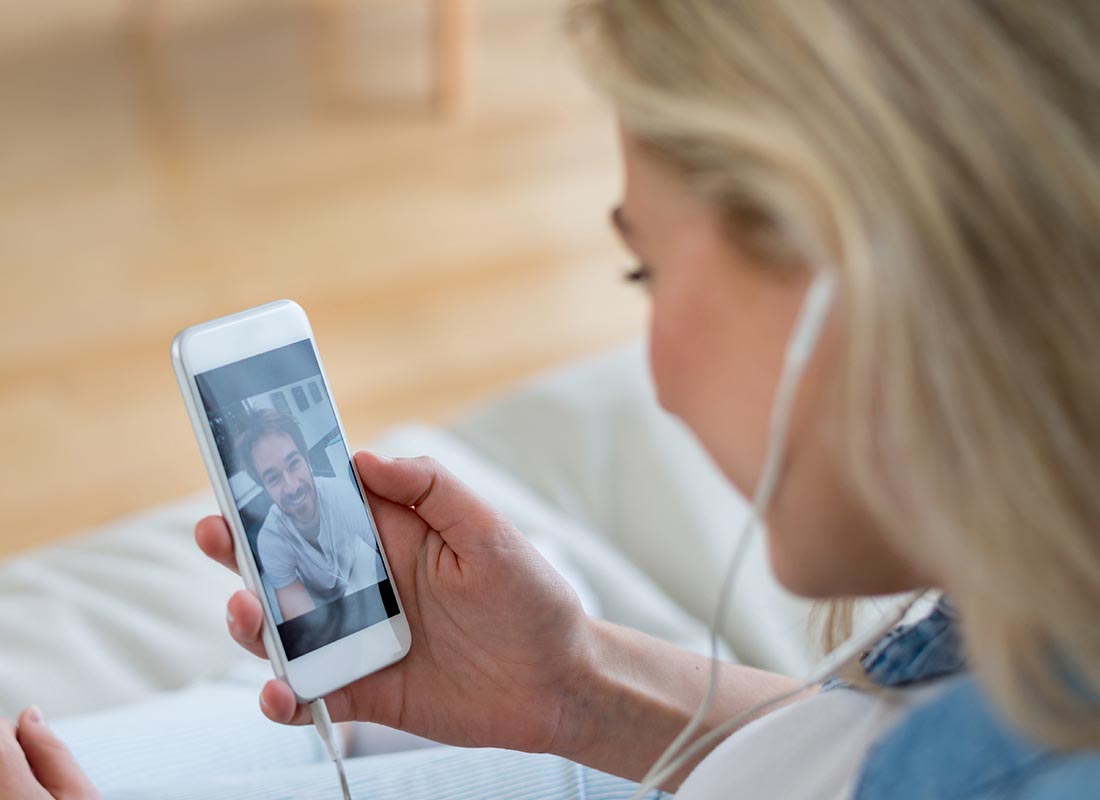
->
[4,1,1098,797]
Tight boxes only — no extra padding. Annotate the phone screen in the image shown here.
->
[194,339,399,660]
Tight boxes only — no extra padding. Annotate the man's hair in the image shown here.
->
[234,408,310,487]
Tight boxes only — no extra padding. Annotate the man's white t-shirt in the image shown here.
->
[675,681,950,800]
[256,474,386,605]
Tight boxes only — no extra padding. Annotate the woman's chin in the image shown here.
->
[766,541,846,600]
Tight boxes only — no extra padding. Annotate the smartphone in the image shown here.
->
[171,299,411,701]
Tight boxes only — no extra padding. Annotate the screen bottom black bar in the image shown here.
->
[278,579,399,660]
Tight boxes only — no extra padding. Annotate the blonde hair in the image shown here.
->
[569,0,1100,748]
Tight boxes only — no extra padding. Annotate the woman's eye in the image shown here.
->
[623,263,653,284]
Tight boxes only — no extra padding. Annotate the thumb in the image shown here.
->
[16,707,99,799]
[354,452,500,540]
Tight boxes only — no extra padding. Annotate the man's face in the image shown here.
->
[250,432,319,531]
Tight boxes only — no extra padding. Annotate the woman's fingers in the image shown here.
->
[196,519,267,660]
[0,718,47,799]
[15,707,99,799]
[226,590,268,659]
[194,515,239,575]
[258,681,358,727]
[354,452,500,545]
[259,680,307,724]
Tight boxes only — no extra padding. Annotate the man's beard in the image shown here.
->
[283,484,316,525]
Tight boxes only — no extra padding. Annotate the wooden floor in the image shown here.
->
[0,0,644,557]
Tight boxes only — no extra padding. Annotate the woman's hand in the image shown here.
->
[0,708,99,799]
[195,452,594,755]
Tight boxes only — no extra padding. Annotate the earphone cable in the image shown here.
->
[311,697,353,800]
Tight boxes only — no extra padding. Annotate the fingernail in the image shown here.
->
[259,694,270,713]
[374,452,393,463]
[226,609,235,627]
[26,705,43,725]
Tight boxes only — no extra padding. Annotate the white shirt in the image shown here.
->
[256,475,386,604]
[675,681,951,800]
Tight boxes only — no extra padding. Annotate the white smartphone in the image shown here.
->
[171,299,411,701]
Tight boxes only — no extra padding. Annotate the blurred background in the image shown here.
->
[0,0,645,558]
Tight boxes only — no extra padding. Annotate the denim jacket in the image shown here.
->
[828,599,1100,799]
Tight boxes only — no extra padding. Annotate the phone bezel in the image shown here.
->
[171,299,411,701]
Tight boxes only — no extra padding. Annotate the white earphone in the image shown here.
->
[627,271,917,798]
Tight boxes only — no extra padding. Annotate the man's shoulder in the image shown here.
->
[255,504,289,548]
[315,474,363,505]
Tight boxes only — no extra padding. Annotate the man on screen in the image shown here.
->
[235,408,386,621]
